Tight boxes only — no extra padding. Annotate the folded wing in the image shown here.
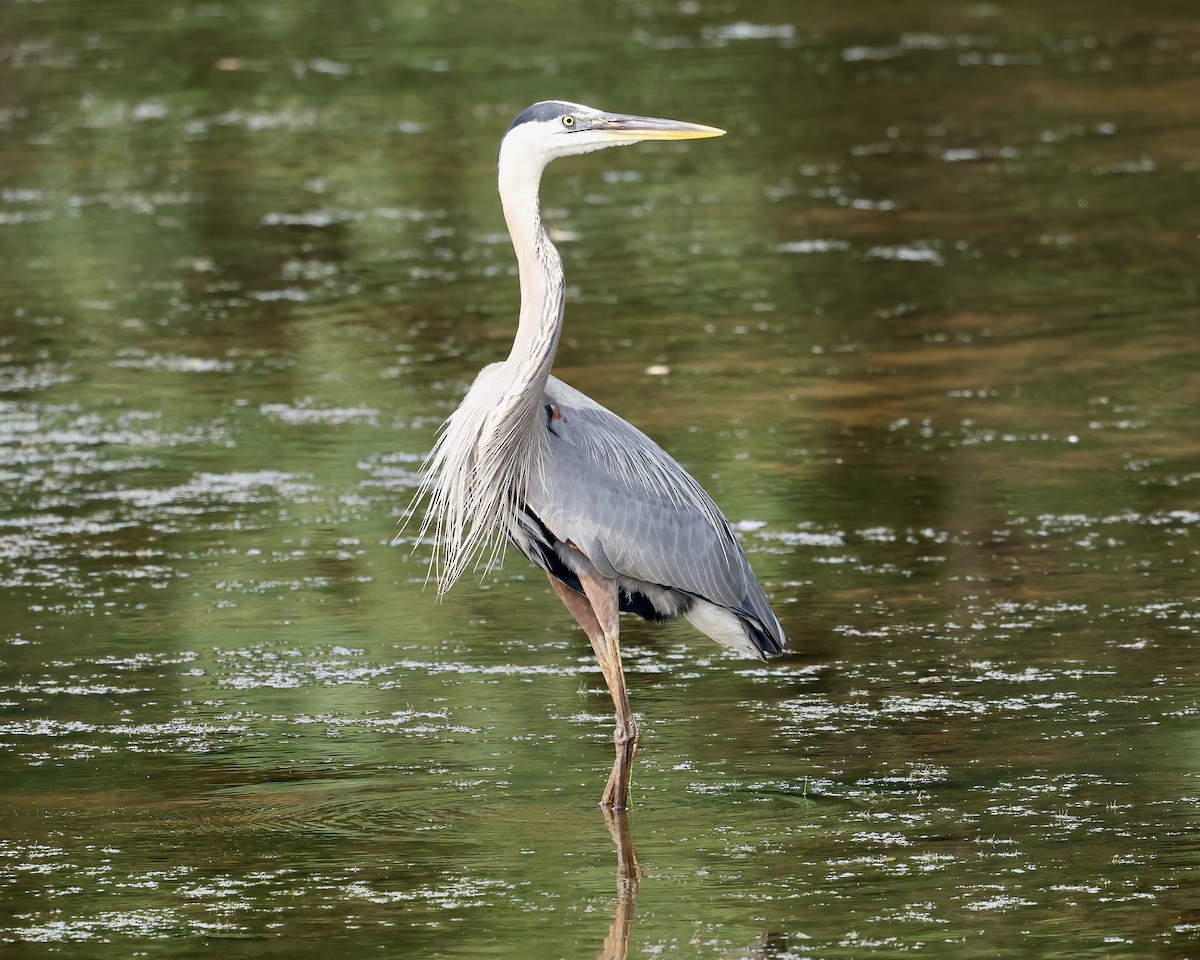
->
[522,376,785,656]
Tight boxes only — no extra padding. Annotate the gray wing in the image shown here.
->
[525,375,784,647]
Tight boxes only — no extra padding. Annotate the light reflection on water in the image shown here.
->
[3,0,1200,956]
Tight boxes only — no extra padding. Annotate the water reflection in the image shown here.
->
[599,812,800,960]
[600,811,640,960]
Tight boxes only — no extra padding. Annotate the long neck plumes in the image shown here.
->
[413,139,565,593]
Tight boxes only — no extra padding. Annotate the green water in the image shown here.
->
[2,0,1198,957]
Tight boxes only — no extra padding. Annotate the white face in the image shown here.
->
[498,101,725,175]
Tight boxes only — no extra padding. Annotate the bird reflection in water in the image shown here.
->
[595,811,791,959]
[598,809,640,960]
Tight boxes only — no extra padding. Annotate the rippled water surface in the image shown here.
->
[2,0,1198,957]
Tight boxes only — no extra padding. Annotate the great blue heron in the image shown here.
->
[414,100,785,810]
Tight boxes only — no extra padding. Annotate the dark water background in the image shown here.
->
[2,0,1198,956]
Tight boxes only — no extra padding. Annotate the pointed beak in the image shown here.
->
[590,113,726,142]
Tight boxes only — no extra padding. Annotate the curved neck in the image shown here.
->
[499,157,564,403]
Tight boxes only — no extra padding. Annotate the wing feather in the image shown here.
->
[526,376,783,646]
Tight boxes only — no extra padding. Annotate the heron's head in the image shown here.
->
[498,100,724,181]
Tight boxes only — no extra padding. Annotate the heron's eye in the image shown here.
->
[561,115,575,128]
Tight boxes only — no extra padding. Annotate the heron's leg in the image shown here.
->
[577,572,638,810]
[546,573,639,810]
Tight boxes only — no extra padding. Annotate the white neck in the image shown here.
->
[497,136,565,409]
